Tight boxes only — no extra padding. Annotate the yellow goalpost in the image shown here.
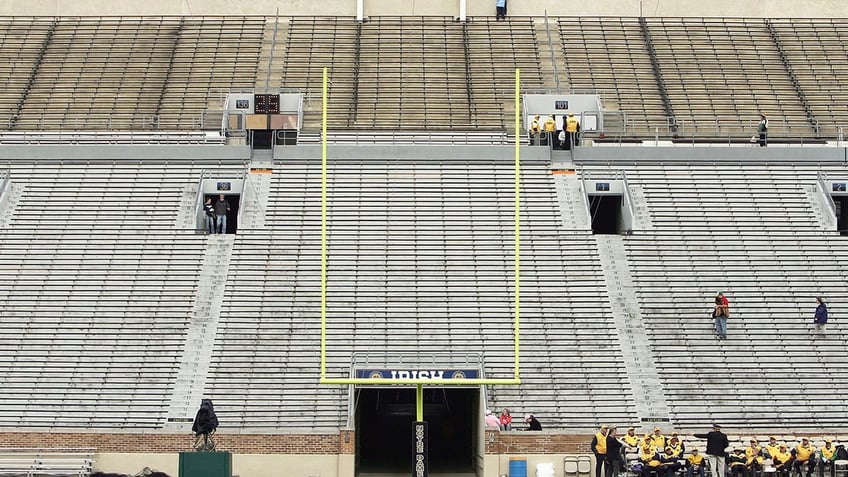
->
[317,68,523,410]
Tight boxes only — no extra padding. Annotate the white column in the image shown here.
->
[357,0,364,21]
[459,0,467,22]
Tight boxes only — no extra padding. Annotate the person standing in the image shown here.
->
[495,0,507,21]
[713,296,729,339]
[203,197,215,234]
[544,114,556,148]
[605,427,624,477]
[814,297,828,332]
[214,194,231,234]
[757,113,768,147]
[591,424,609,477]
[693,423,729,477]
[529,115,542,145]
[565,113,580,150]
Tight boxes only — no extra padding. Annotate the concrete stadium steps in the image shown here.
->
[203,158,637,430]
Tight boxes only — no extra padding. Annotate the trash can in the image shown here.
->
[510,457,528,477]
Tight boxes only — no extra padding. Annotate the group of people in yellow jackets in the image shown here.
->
[593,425,841,477]
[528,113,580,150]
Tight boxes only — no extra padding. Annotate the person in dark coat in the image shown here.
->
[814,296,828,332]
[605,427,625,477]
[192,399,219,451]
[693,423,729,477]
[524,414,542,431]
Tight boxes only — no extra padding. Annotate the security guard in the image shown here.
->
[528,114,542,145]
[565,112,580,150]
[543,114,556,147]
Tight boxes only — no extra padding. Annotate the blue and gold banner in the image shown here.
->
[355,369,479,380]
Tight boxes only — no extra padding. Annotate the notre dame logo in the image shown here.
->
[450,371,466,379]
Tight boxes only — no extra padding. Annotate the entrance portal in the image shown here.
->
[355,387,478,474]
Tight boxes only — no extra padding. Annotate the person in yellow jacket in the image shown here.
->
[772,444,794,477]
[528,115,542,145]
[590,424,609,477]
[745,439,764,474]
[543,114,556,148]
[819,439,836,477]
[667,436,685,458]
[765,436,781,459]
[686,448,706,477]
[728,448,749,477]
[564,112,580,150]
[638,443,662,477]
[623,427,640,450]
[794,438,816,477]
[651,427,667,451]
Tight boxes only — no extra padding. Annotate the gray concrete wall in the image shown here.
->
[571,145,848,164]
[2,0,846,17]
[0,145,249,162]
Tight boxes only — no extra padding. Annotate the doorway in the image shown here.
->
[588,194,622,234]
[204,194,240,234]
[355,387,478,475]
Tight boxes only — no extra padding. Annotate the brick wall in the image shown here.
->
[486,431,593,454]
[0,432,348,454]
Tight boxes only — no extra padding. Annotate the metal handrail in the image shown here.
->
[544,11,560,93]
[816,171,838,227]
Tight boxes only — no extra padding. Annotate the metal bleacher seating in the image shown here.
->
[9,16,264,132]
[205,158,637,430]
[558,17,668,136]
[281,16,359,130]
[581,161,848,430]
[645,18,807,138]
[0,161,216,428]
[15,17,178,131]
[156,16,265,130]
[768,19,848,138]
[0,17,55,131]
[281,16,541,132]
[354,16,470,129]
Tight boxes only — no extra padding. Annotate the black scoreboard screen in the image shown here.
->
[254,94,280,114]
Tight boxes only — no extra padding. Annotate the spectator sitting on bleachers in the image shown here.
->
[765,437,781,459]
[623,427,640,450]
[818,439,836,477]
[642,433,656,452]
[524,414,542,431]
[746,439,764,475]
[639,443,663,477]
[729,448,750,477]
[668,435,685,457]
[794,438,816,477]
[773,444,794,477]
[686,448,706,477]
[484,409,500,429]
[651,427,667,450]
[659,447,683,477]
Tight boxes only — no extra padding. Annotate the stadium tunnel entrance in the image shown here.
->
[354,387,479,475]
